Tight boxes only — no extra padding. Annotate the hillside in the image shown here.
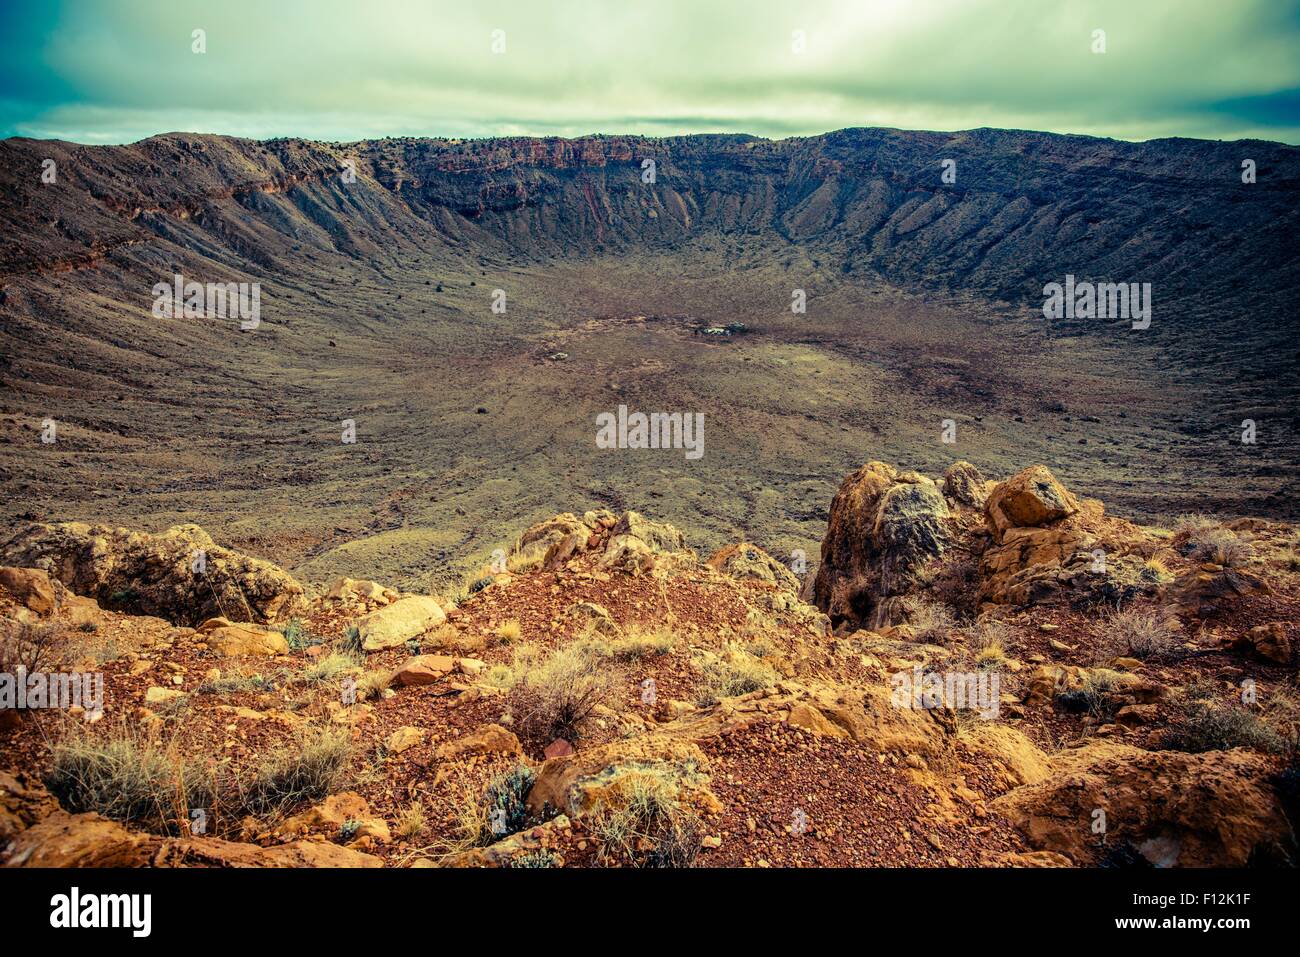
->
[2,460,1297,868]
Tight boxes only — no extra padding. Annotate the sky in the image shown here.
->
[1,0,1298,144]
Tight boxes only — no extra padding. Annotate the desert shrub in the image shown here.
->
[1164,701,1287,754]
[1173,518,1253,567]
[280,618,310,651]
[1099,605,1183,662]
[1054,669,1123,722]
[694,644,778,706]
[302,651,361,685]
[590,765,703,868]
[236,727,352,815]
[44,724,213,833]
[928,556,981,614]
[494,619,522,643]
[509,849,561,868]
[0,620,64,674]
[395,801,427,839]
[507,644,620,741]
[337,624,363,656]
[901,596,956,644]
[482,764,536,841]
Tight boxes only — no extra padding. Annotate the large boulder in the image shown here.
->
[0,522,304,626]
[984,466,1079,542]
[0,567,56,616]
[942,461,990,510]
[196,617,290,657]
[811,463,951,629]
[992,740,1293,866]
[356,595,446,651]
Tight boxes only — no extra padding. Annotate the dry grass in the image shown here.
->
[233,727,353,816]
[1098,605,1184,663]
[901,596,956,644]
[584,624,677,661]
[395,801,427,840]
[302,651,362,685]
[501,644,622,742]
[589,763,704,868]
[693,644,778,706]
[494,619,522,644]
[44,721,214,834]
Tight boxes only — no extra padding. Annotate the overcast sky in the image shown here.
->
[2,0,1297,144]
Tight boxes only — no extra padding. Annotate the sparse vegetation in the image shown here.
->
[1055,669,1123,722]
[1164,700,1287,754]
[506,644,620,741]
[44,723,214,834]
[1098,605,1184,663]
[583,624,677,661]
[694,644,778,706]
[280,617,310,651]
[589,764,704,868]
[198,669,277,695]
[395,801,427,839]
[302,651,361,685]
[901,596,956,644]
[235,727,352,816]
[494,619,522,643]
[509,849,561,868]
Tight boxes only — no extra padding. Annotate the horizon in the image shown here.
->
[7,122,1300,149]
[3,0,1298,145]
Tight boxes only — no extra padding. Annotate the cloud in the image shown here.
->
[2,0,1298,143]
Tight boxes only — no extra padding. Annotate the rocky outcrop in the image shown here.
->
[993,741,1293,867]
[0,522,305,626]
[942,461,990,510]
[707,543,800,593]
[984,466,1080,540]
[812,463,951,629]
[2,811,384,867]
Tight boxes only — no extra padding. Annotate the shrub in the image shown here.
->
[482,764,536,841]
[338,624,363,656]
[236,727,352,815]
[590,765,703,868]
[1054,669,1123,721]
[44,724,213,834]
[694,644,778,706]
[302,652,361,685]
[507,644,620,741]
[509,850,561,868]
[1164,701,1287,754]
[901,597,956,644]
[1173,518,1253,567]
[281,618,310,651]
[1099,605,1183,662]
[0,620,63,674]
[495,619,522,644]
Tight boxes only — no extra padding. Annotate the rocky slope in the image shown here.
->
[2,460,1296,868]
